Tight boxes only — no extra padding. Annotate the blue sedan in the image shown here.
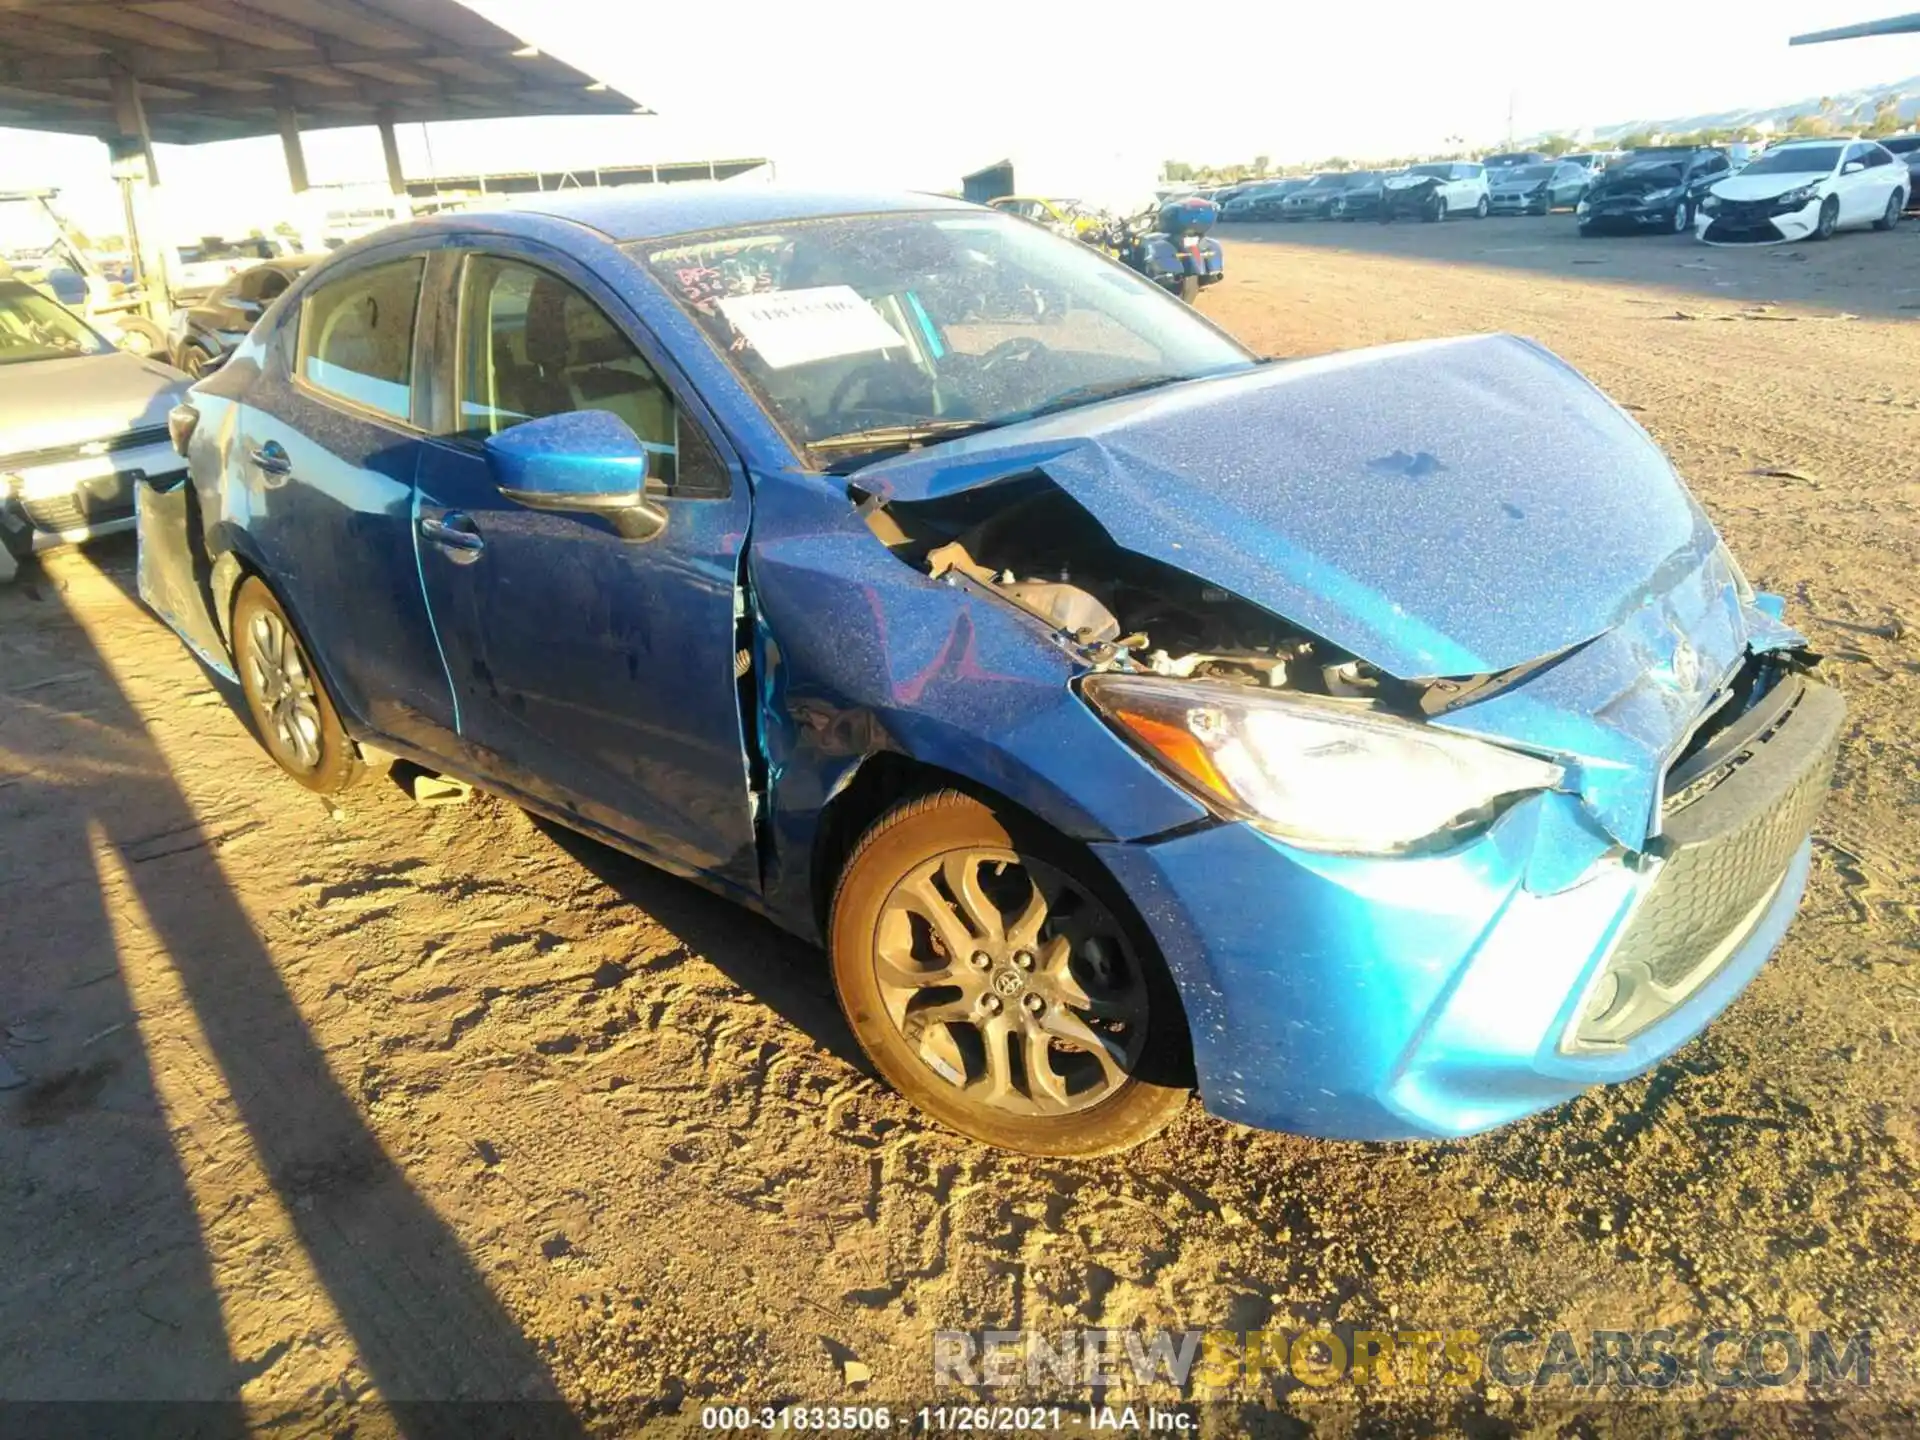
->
[141,187,1841,1154]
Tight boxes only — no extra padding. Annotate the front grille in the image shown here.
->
[0,425,170,473]
[18,491,134,534]
[1566,673,1843,1049]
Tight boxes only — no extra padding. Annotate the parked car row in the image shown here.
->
[1202,133,1915,244]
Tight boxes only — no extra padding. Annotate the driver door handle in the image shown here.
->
[249,440,292,482]
[420,512,486,563]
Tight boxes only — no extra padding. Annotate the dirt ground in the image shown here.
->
[3,212,1918,1437]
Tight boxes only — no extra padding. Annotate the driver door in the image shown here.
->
[412,247,760,890]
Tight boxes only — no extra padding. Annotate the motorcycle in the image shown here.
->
[1084,196,1224,303]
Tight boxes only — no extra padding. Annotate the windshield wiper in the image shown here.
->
[1018,372,1191,421]
[809,419,1008,471]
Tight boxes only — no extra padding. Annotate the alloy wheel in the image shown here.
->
[245,609,323,772]
[871,847,1148,1118]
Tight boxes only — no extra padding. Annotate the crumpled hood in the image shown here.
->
[857,333,1721,682]
[0,351,187,459]
[1710,171,1830,203]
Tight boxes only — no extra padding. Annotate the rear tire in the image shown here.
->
[1177,272,1200,303]
[1873,190,1904,231]
[232,576,364,794]
[828,790,1191,1156]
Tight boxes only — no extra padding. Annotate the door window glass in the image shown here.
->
[456,255,678,487]
[298,257,422,421]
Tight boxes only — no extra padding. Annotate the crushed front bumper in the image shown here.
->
[1092,673,1843,1140]
[1698,197,1822,246]
[1,437,183,557]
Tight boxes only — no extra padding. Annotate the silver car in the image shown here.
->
[0,278,187,580]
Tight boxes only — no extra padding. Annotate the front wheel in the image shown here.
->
[1474,195,1490,218]
[1873,189,1904,231]
[1813,195,1839,240]
[1670,199,1693,234]
[1425,193,1446,223]
[829,791,1191,1156]
[112,315,166,357]
[233,577,364,793]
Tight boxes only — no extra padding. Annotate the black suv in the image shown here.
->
[1577,146,1731,235]
[1883,135,1920,211]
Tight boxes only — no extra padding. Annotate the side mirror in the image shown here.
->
[483,410,667,542]
[1842,161,1865,175]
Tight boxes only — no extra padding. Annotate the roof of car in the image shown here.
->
[481,185,979,242]
[1771,135,1859,145]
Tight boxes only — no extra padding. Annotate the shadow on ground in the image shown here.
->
[0,538,583,1437]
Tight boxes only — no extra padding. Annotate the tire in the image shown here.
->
[1670,199,1692,234]
[232,576,364,793]
[112,315,165,356]
[1578,219,1598,237]
[1873,190,1904,231]
[1474,195,1490,219]
[1814,195,1839,240]
[1177,272,1200,303]
[1424,194,1445,223]
[828,790,1191,1156]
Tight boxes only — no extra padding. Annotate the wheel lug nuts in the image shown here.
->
[981,994,1002,1014]
[1024,994,1045,1014]
[1013,951,1034,969]
[971,951,993,970]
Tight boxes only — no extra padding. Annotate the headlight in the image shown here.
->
[1082,675,1564,855]
[1641,187,1678,203]
[1775,185,1819,208]
[1576,199,1591,214]
[1700,195,1721,213]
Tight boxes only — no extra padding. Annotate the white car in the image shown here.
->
[1696,137,1908,245]
[1381,162,1491,220]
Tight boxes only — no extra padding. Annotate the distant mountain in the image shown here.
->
[1543,74,1920,142]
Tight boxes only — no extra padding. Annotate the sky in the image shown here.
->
[2,0,1916,246]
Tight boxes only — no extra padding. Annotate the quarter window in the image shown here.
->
[456,255,679,488]
[298,257,422,422]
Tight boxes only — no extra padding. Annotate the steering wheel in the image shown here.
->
[827,358,934,420]
[979,335,1048,371]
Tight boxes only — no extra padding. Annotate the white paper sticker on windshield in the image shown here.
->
[716,285,908,369]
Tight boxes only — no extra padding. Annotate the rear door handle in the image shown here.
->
[420,512,485,564]
[249,440,292,480]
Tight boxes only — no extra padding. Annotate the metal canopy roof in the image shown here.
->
[0,0,646,144]
[1790,11,1920,42]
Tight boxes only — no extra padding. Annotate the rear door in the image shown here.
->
[1837,144,1875,223]
[411,244,759,889]
[232,250,459,753]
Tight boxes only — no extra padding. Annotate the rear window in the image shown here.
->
[297,257,423,422]
[1882,136,1920,155]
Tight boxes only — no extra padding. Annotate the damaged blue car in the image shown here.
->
[141,187,1842,1155]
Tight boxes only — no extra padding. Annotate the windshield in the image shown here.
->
[1300,174,1346,190]
[636,211,1254,460]
[1339,172,1383,187]
[0,283,111,366]
[1506,165,1558,182]
[1408,164,1452,179]
[1607,157,1684,184]
[1742,145,1842,176]
[1883,136,1920,155]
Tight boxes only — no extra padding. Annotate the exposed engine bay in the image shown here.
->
[856,473,1438,709]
